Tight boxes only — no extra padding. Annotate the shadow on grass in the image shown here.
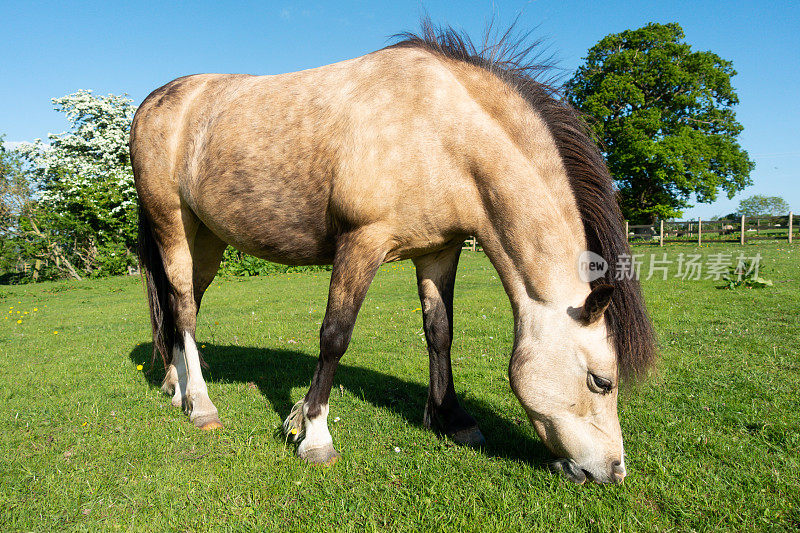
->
[128,343,550,467]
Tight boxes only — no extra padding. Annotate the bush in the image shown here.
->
[92,241,135,278]
[217,247,331,277]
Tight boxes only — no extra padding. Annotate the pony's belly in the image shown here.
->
[385,234,470,262]
[230,234,336,266]
[194,199,336,266]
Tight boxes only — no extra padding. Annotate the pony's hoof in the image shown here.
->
[450,426,486,447]
[193,414,223,431]
[299,445,340,466]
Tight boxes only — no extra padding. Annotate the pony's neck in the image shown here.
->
[483,229,589,343]
[474,165,591,345]
[452,61,594,345]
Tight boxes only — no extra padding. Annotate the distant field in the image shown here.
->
[1,242,798,531]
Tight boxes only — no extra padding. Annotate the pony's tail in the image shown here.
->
[137,202,175,369]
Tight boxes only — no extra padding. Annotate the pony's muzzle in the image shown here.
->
[550,458,627,485]
[548,459,587,484]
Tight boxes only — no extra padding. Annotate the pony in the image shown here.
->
[131,21,655,484]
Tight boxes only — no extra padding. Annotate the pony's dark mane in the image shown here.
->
[391,20,656,380]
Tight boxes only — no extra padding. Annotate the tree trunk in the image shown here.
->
[27,217,82,281]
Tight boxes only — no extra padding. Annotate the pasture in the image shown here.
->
[1,242,798,531]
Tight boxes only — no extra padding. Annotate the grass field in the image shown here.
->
[1,242,798,531]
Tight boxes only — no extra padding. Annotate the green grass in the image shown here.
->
[1,243,798,531]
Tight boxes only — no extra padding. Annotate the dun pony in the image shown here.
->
[132,19,655,484]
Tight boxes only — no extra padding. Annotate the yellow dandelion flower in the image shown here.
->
[33,308,38,312]
[82,422,87,427]
[201,344,206,348]
[24,311,28,315]
[53,331,58,334]
[291,428,298,435]
[16,319,22,324]
[136,364,143,371]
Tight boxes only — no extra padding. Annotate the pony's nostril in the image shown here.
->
[610,460,626,482]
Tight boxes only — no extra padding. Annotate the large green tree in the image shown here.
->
[737,195,791,217]
[566,22,755,223]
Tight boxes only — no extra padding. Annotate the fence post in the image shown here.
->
[659,220,664,247]
[740,215,745,245]
[698,218,702,246]
[625,220,629,242]
[790,212,794,244]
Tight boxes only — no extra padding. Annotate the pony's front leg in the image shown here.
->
[283,228,387,465]
[413,247,485,446]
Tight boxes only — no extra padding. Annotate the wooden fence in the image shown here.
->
[463,236,480,252]
[462,212,797,251]
[626,212,797,246]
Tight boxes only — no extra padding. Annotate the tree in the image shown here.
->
[566,23,755,223]
[0,136,30,236]
[737,195,791,217]
[0,136,33,278]
[16,91,138,278]
[0,136,88,281]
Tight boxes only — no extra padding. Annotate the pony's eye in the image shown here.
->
[589,373,613,394]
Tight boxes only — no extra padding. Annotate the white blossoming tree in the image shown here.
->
[15,90,138,279]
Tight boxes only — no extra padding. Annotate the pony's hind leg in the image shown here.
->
[161,364,182,407]
[283,227,387,465]
[147,206,222,430]
[161,223,227,412]
[413,246,485,446]
[192,223,228,312]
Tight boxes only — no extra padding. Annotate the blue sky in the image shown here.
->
[1,0,798,218]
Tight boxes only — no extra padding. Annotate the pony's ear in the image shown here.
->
[579,284,614,325]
